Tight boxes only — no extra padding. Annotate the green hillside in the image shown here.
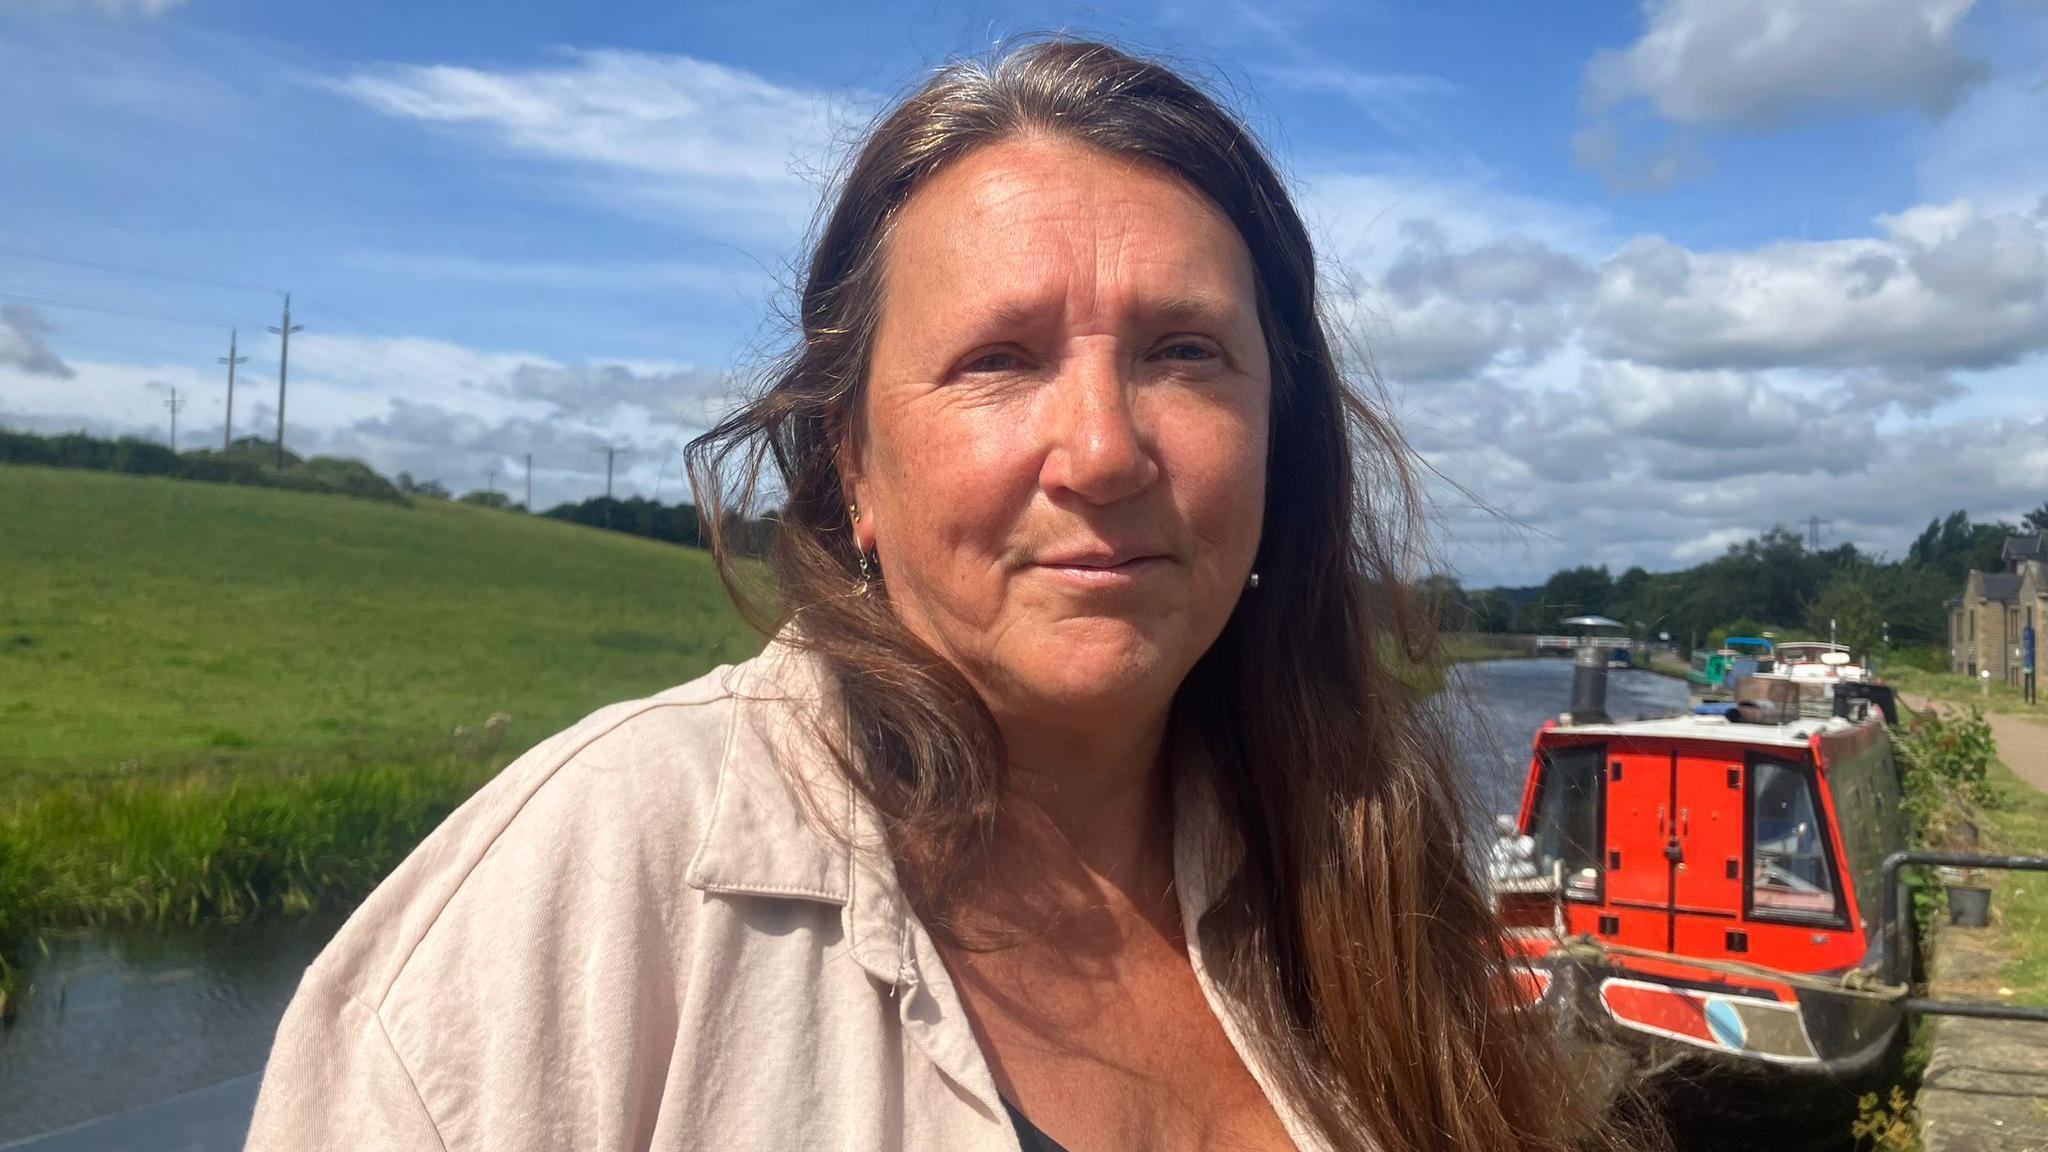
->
[0,464,761,789]
[0,464,765,1001]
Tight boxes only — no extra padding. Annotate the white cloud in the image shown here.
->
[1582,199,2048,372]
[0,305,75,378]
[1336,222,1593,384]
[0,330,745,504]
[1578,0,1987,188]
[1303,168,1615,265]
[1427,406,2048,584]
[1588,0,1986,128]
[325,49,856,238]
[1671,527,1757,564]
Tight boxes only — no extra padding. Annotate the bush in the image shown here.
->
[458,489,514,510]
[1883,645,1947,673]
[1898,704,1997,843]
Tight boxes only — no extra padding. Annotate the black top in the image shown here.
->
[1003,1098,1074,1152]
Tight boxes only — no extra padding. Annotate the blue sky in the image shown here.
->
[2,0,2045,585]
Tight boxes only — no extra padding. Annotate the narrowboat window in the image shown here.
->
[1751,759,1839,918]
[1533,745,1603,899]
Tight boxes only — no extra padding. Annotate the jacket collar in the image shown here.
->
[682,639,1242,986]
[684,639,911,987]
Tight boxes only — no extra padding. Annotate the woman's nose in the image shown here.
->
[1038,350,1160,505]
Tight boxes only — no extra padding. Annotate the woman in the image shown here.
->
[247,39,1611,1152]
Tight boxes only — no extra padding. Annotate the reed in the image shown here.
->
[0,757,499,1010]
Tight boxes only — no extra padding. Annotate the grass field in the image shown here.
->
[1,464,759,788]
[0,464,760,1002]
[1439,632,1534,664]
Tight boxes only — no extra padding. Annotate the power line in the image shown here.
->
[0,288,249,332]
[267,293,304,472]
[0,243,283,296]
[217,329,249,454]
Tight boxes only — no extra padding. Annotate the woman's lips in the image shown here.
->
[1031,554,1172,585]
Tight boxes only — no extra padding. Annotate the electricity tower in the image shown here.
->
[268,293,304,472]
[218,329,248,454]
[1805,514,1832,552]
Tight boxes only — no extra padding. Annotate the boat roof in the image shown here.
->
[1541,711,1868,750]
[1778,641,1851,654]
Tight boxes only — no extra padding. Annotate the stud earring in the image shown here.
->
[1247,571,1261,590]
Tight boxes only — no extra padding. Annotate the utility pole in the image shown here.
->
[524,453,533,513]
[162,386,187,451]
[218,329,248,455]
[268,293,304,472]
[594,445,630,527]
[486,464,500,495]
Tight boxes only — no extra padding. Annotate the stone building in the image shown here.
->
[1948,531,2047,684]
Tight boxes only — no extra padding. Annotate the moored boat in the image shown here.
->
[1685,636,1776,702]
[1491,645,1909,1140]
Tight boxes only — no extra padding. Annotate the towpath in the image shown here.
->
[1899,695,2048,795]
[1984,710,2048,795]
[1903,695,2048,1151]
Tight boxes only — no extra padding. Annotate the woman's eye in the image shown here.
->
[1154,341,1216,363]
[962,350,1019,373]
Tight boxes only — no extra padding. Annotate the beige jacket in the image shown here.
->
[244,643,1324,1152]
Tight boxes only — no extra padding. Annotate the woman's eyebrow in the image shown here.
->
[946,289,1243,338]
[1137,291,1242,329]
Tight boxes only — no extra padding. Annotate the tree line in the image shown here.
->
[1430,504,2048,662]
[2,429,404,502]
[1,428,776,555]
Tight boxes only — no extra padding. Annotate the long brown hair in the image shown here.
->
[689,38,1623,1152]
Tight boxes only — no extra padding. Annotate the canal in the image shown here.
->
[0,658,1689,1150]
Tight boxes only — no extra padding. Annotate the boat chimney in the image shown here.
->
[1571,639,1610,724]
[1562,615,1622,725]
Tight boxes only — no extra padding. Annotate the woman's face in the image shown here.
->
[846,135,1270,729]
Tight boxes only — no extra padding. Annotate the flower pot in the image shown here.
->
[1946,884,1992,928]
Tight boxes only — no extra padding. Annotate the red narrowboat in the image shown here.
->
[1492,663,1912,1136]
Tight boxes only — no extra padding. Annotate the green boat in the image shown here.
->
[1686,636,1776,699]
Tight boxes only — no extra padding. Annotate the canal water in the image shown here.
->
[0,658,1689,1150]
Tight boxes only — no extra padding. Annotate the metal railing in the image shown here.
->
[1879,849,2048,1023]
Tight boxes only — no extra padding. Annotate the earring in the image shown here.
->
[856,550,874,597]
[1247,571,1261,590]
[848,502,860,524]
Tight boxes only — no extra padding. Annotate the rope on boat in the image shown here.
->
[1545,936,1912,1004]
